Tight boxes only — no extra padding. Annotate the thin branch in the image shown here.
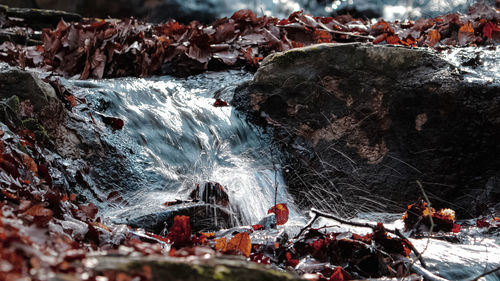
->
[306,208,428,269]
[469,265,500,281]
[293,213,319,239]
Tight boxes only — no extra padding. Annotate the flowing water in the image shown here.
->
[175,0,483,22]
[67,70,303,226]
[64,56,499,280]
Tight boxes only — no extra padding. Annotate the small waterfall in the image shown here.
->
[67,70,302,226]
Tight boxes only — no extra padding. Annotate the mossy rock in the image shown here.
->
[93,256,304,281]
[0,95,21,127]
[0,67,57,112]
[22,118,50,143]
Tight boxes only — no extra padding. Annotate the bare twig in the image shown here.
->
[412,181,434,270]
[293,212,319,239]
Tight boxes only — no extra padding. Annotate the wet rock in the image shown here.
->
[233,43,500,217]
[0,66,57,112]
[122,202,239,234]
[257,213,277,230]
[189,182,230,207]
[92,255,304,281]
[1,5,81,29]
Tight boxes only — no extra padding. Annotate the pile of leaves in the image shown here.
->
[147,207,417,281]
[0,3,499,79]
[402,199,461,234]
[0,92,173,280]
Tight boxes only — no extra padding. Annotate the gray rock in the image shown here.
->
[257,213,276,230]
[233,43,500,217]
[0,67,57,112]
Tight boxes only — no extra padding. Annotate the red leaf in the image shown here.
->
[101,115,125,130]
[167,215,191,247]
[451,223,461,233]
[483,22,500,39]
[267,203,289,225]
[476,219,490,228]
[285,252,299,268]
[213,99,228,107]
[252,224,263,230]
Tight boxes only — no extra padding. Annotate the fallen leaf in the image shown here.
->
[223,232,251,257]
[425,29,441,47]
[458,23,476,45]
[167,215,191,247]
[213,99,228,107]
[268,203,289,225]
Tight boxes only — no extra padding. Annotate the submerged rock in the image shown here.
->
[233,43,500,217]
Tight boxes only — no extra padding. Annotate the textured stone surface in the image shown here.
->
[92,255,304,281]
[234,43,500,217]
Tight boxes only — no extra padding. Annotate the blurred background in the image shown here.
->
[0,0,497,23]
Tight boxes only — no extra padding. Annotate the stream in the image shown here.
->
[61,58,500,280]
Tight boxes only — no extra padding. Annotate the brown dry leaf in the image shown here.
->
[22,154,38,175]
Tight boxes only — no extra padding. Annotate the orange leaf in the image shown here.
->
[267,203,289,225]
[426,29,441,47]
[224,232,251,257]
[215,237,227,251]
[458,23,475,45]
[167,215,191,247]
[386,35,400,45]
[65,94,78,107]
[313,30,333,43]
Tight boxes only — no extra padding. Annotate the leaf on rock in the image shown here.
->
[167,215,191,247]
[267,203,289,225]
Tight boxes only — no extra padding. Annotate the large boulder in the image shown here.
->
[233,43,500,217]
